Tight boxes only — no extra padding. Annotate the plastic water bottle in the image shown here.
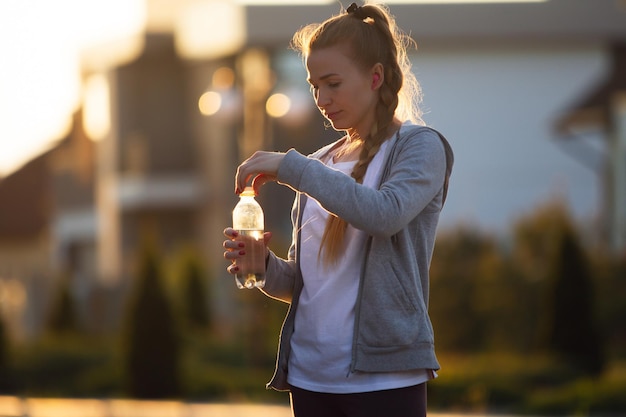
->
[232,186,265,289]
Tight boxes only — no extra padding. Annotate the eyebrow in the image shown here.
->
[307,73,339,84]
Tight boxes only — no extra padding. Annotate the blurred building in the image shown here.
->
[556,42,626,253]
[0,111,96,339]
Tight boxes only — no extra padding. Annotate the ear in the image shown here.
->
[371,63,384,90]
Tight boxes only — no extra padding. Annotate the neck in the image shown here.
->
[346,129,364,144]
[347,118,402,143]
[333,138,361,163]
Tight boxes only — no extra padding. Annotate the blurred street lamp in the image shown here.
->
[266,88,314,126]
[266,93,290,118]
[174,0,246,60]
[198,66,242,121]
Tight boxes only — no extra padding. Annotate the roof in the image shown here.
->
[243,0,626,45]
[555,42,626,135]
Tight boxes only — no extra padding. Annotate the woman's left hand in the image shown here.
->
[235,151,285,194]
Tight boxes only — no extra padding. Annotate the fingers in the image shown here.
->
[223,239,244,256]
[234,154,257,194]
[223,229,272,276]
[223,228,244,273]
[234,166,254,195]
[223,238,244,276]
[234,151,284,194]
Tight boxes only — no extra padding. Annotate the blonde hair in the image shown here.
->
[291,3,423,266]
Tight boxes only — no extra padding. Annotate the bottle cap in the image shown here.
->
[241,186,256,197]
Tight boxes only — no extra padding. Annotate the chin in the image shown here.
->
[329,120,348,131]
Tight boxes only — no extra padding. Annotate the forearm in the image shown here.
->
[260,250,296,303]
[276,136,446,237]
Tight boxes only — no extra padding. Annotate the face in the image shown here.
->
[306,44,381,139]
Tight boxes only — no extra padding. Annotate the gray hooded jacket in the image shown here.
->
[261,124,453,391]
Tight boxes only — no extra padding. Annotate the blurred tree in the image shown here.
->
[431,199,610,358]
[540,220,605,375]
[510,200,570,282]
[594,254,626,356]
[46,275,79,334]
[0,315,10,390]
[180,252,210,330]
[511,200,578,350]
[473,255,538,353]
[122,243,182,398]
[430,226,495,352]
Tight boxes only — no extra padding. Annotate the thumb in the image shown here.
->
[252,174,276,195]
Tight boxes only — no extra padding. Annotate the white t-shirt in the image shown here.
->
[287,137,433,393]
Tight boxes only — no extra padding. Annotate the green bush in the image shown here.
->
[429,353,626,415]
[121,243,182,399]
[9,336,120,397]
[524,375,626,416]
[180,334,279,402]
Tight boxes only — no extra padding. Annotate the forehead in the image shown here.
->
[305,45,358,81]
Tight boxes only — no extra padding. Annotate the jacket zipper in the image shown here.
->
[347,129,403,376]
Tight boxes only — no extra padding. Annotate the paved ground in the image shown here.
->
[1,397,293,417]
[0,396,533,417]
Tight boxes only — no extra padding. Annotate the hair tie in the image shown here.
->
[347,2,366,19]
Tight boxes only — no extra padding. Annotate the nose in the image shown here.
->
[315,88,331,108]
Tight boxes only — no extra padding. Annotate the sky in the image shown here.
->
[0,0,606,236]
[0,0,145,176]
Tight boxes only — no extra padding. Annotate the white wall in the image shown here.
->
[414,42,609,235]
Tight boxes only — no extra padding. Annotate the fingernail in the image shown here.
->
[239,250,246,255]
[233,266,239,272]
[238,242,245,247]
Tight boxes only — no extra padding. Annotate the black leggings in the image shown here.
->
[289,383,427,417]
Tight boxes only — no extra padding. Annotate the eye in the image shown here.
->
[328,82,340,88]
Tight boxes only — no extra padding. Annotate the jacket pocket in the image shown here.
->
[358,263,423,347]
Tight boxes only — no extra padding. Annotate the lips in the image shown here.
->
[325,111,340,120]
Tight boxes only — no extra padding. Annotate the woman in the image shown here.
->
[223,3,453,416]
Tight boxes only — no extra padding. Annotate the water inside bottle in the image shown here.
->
[234,229,265,289]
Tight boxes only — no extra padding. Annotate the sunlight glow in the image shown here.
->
[199,91,223,116]
[0,2,79,175]
[198,89,242,120]
[266,94,291,118]
[212,67,236,90]
[175,0,246,60]
[83,73,112,141]
[0,0,145,176]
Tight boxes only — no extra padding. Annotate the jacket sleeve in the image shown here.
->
[276,128,447,238]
